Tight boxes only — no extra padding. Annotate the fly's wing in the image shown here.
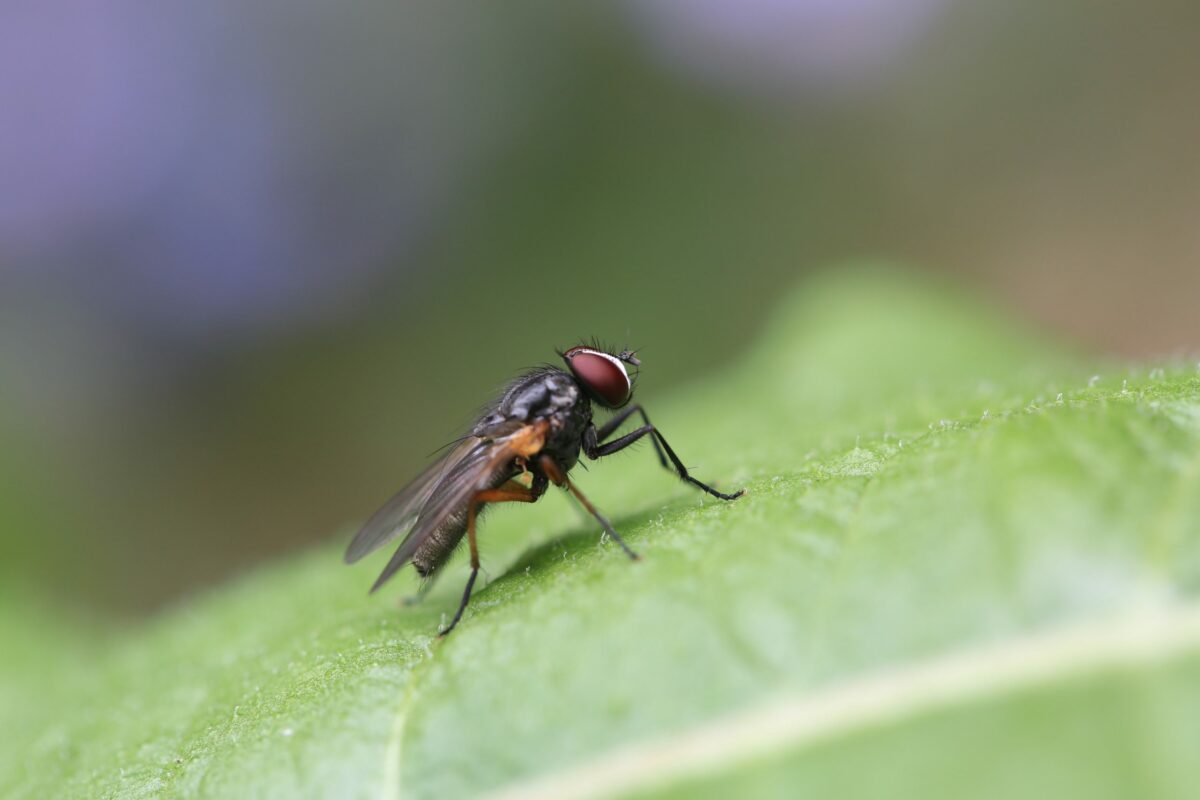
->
[367,420,550,593]
[344,438,480,564]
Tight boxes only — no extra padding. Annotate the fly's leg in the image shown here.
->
[594,404,668,468]
[583,418,744,501]
[539,454,639,561]
[401,579,435,607]
[439,480,539,637]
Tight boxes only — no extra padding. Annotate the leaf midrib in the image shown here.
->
[480,604,1200,800]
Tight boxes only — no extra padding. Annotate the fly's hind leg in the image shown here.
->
[439,480,540,637]
[401,578,435,608]
[539,455,639,561]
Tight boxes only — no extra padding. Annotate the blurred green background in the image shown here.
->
[2,0,1198,615]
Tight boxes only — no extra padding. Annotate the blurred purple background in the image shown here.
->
[2,0,1198,612]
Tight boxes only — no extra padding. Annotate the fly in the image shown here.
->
[344,344,744,636]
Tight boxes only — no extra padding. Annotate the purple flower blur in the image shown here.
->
[625,0,955,94]
[0,1,517,344]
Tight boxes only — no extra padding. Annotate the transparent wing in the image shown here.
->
[343,438,480,564]
[367,435,525,593]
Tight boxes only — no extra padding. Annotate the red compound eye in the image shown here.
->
[564,347,632,407]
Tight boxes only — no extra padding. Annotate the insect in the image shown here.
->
[344,344,744,636]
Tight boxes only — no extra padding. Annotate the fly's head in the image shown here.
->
[559,344,639,409]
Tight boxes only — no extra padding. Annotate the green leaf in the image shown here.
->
[6,267,1200,799]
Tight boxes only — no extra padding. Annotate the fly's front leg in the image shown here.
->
[592,405,668,468]
[584,416,744,501]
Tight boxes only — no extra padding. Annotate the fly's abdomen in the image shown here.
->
[412,508,468,577]
[411,466,512,577]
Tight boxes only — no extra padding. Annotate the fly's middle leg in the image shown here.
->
[539,454,639,561]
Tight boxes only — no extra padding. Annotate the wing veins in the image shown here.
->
[366,438,523,592]
[343,438,479,564]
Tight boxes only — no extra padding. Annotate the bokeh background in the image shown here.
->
[2,0,1198,615]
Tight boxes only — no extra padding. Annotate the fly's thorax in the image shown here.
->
[542,389,590,472]
[480,368,581,427]
[471,368,589,470]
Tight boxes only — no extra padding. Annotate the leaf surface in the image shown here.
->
[5,269,1200,799]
